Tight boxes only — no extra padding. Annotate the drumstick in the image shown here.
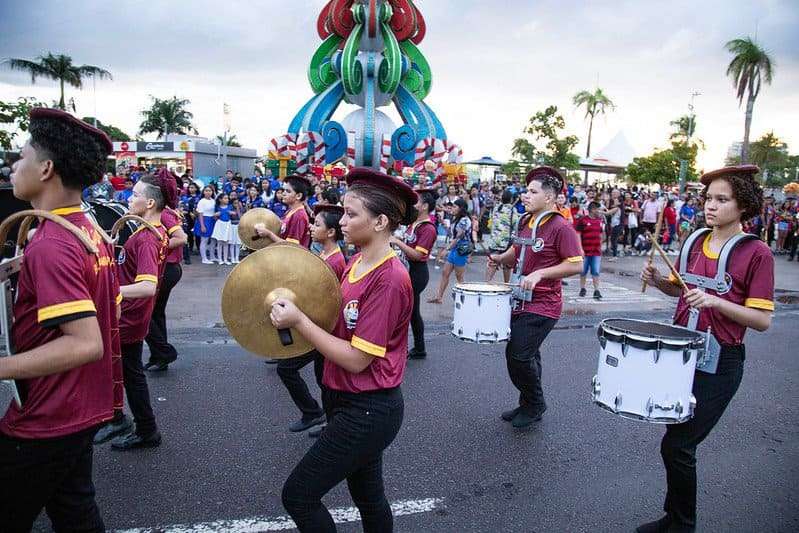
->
[650,240,689,293]
[641,200,666,293]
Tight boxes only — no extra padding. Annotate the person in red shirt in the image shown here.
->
[390,188,438,359]
[663,199,678,254]
[109,174,169,451]
[275,204,347,437]
[145,169,188,372]
[489,167,583,428]
[270,167,415,532]
[0,108,116,531]
[639,165,774,533]
[575,201,605,300]
[255,175,312,248]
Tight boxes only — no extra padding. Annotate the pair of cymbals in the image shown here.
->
[238,208,281,250]
[221,243,342,358]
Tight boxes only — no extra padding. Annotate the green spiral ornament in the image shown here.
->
[400,40,432,100]
[309,34,343,94]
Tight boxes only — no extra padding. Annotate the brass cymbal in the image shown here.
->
[238,208,281,250]
[221,244,342,358]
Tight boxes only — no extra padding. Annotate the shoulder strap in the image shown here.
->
[531,210,563,241]
[678,228,711,275]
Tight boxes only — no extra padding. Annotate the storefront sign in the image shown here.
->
[137,142,174,152]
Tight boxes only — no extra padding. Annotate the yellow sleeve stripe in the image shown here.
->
[285,238,300,244]
[38,299,96,323]
[415,246,430,254]
[351,335,387,358]
[745,298,775,311]
[167,225,181,235]
[566,256,583,263]
[134,274,158,283]
[116,293,123,305]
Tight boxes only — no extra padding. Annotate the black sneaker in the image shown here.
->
[94,415,134,445]
[111,430,162,451]
[500,407,520,422]
[593,290,602,300]
[636,515,671,533]
[289,414,325,433]
[308,425,326,438]
[408,348,427,359]
[264,358,279,365]
[579,288,587,297]
[511,406,547,428]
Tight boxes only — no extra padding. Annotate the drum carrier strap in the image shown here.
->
[509,210,562,309]
[677,228,757,373]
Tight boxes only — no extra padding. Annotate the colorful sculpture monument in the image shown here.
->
[267,0,462,182]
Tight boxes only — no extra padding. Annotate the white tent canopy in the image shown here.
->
[580,131,638,173]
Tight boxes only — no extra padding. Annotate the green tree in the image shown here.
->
[82,117,131,141]
[508,106,580,175]
[725,37,775,163]
[139,96,197,138]
[573,88,615,186]
[0,97,44,150]
[1,53,112,110]
[626,149,683,187]
[215,134,242,147]
[749,132,792,187]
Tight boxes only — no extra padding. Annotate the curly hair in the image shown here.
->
[29,116,110,191]
[703,172,764,221]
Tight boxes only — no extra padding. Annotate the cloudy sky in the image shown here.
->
[1,0,797,171]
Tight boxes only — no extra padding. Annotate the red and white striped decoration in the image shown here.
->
[346,130,357,168]
[380,134,392,172]
[269,134,297,159]
[413,137,432,171]
[431,138,447,176]
[296,131,325,175]
[444,140,463,164]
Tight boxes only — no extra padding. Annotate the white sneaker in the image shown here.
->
[224,260,232,265]
[202,259,212,264]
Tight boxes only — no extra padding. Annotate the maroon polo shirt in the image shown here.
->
[323,252,413,393]
[1,207,119,439]
[281,206,311,248]
[162,207,184,264]
[119,222,167,344]
[322,248,347,280]
[404,220,437,262]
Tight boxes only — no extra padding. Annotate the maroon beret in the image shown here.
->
[313,203,344,216]
[525,166,564,186]
[700,165,760,186]
[346,167,419,211]
[29,108,113,154]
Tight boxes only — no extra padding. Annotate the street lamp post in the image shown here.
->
[678,91,701,195]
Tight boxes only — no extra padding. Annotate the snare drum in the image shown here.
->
[451,283,512,344]
[592,319,705,424]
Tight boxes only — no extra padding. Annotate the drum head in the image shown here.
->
[0,186,31,259]
[600,319,703,343]
[87,201,134,248]
[453,282,512,295]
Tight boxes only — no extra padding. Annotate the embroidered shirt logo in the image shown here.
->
[343,299,359,330]
[532,238,545,252]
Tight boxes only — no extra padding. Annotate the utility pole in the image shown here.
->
[222,103,231,174]
[679,91,701,194]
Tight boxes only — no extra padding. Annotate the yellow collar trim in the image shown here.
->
[348,250,396,284]
[51,206,83,216]
[285,206,304,220]
[321,248,342,260]
[528,213,553,229]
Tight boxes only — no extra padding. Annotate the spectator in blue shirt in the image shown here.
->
[115,177,134,205]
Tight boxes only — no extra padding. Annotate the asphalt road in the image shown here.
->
[21,307,799,533]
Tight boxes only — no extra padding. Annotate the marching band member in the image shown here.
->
[488,167,583,428]
[254,175,312,248]
[145,168,187,372]
[270,167,415,532]
[0,108,116,531]
[390,188,438,359]
[638,165,774,533]
[111,174,170,450]
[275,204,347,436]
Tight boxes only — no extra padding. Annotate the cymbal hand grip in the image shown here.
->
[278,328,294,346]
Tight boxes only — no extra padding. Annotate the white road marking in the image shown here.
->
[113,497,443,533]
[563,281,663,304]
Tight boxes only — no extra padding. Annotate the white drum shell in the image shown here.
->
[451,284,512,344]
[593,325,699,424]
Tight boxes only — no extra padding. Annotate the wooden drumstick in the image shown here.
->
[641,200,666,293]
[650,240,689,293]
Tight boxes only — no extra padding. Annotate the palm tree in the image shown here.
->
[725,37,775,163]
[215,134,242,147]
[1,53,112,110]
[139,96,197,139]
[573,88,615,186]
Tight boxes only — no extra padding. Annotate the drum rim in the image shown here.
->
[453,282,512,295]
[599,318,704,343]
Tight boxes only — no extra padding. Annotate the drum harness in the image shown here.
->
[678,228,758,374]
[509,210,562,311]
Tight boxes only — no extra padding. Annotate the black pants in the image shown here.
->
[610,225,624,256]
[0,426,104,532]
[277,351,324,419]
[505,313,557,415]
[145,262,182,365]
[282,387,404,532]
[408,262,430,352]
[122,341,158,436]
[660,345,745,528]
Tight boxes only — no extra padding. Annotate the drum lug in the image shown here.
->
[689,394,697,414]
[683,347,693,364]
[477,295,482,306]
[598,333,607,350]
[621,342,629,357]
[674,401,683,415]
[455,302,461,310]
[653,343,661,364]
[459,294,465,305]
[591,375,600,399]
[646,398,654,416]
[458,328,463,336]
[614,393,622,411]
